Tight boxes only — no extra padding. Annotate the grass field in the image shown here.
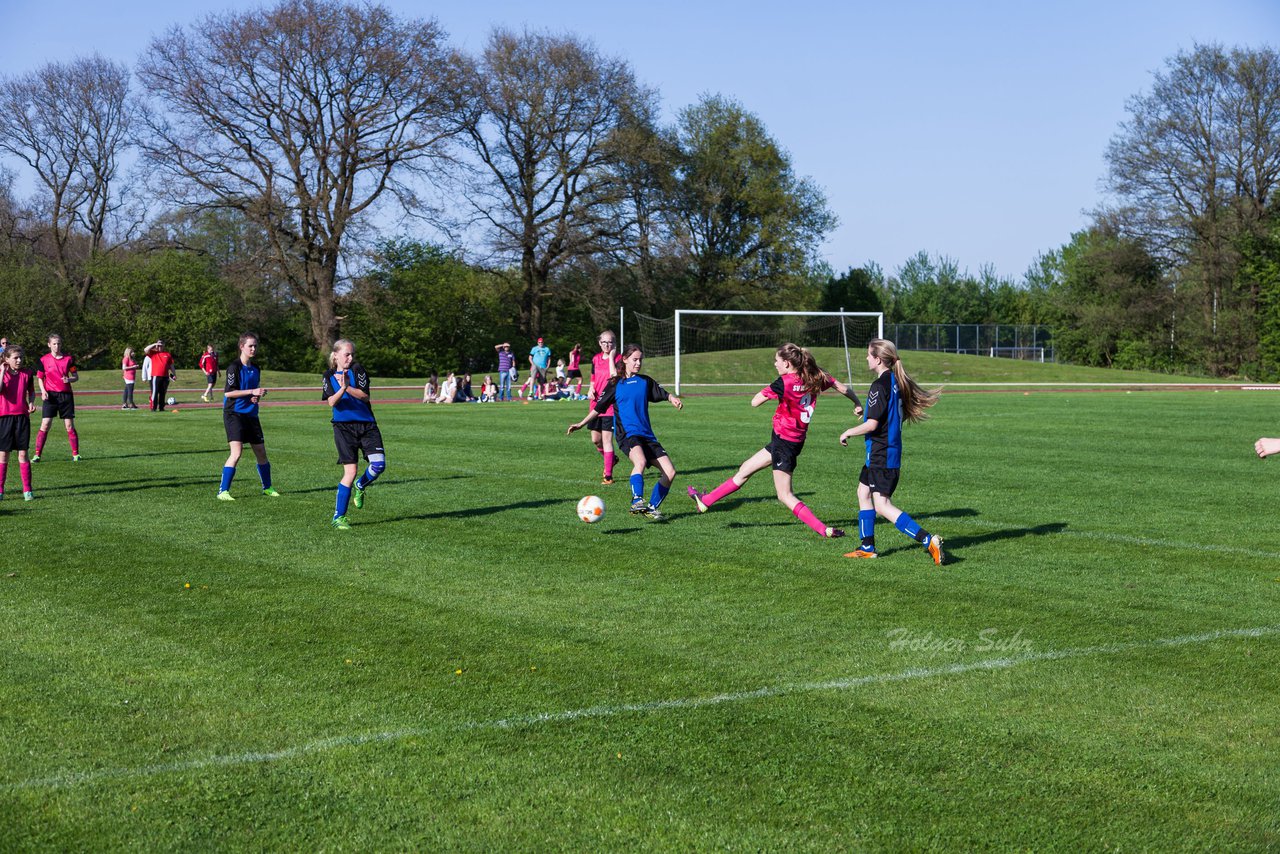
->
[3,357,1280,850]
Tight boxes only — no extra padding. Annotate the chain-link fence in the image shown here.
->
[886,324,1054,361]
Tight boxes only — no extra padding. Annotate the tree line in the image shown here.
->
[0,3,1277,379]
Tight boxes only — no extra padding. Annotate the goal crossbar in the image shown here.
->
[673,309,884,394]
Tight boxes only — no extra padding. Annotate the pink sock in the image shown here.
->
[20,461,31,492]
[36,429,47,456]
[603,451,615,478]
[702,477,741,507]
[792,501,829,536]
[67,428,79,455]
[0,462,6,491]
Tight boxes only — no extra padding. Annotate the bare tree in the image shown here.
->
[0,55,133,308]
[137,0,470,353]
[463,29,651,335]
[1106,43,1280,372]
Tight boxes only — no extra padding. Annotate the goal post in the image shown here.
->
[659,309,883,395]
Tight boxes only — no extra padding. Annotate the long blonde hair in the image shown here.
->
[868,338,938,422]
[776,343,828,399]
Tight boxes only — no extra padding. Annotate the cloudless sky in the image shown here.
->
[2,0,1277,282]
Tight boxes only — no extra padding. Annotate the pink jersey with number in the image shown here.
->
[760,372,835,443]
[0,368,33,416]
[590,352,623,416]
[37,353,75,393]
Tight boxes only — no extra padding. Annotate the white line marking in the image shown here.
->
[6,625,1277,792]
[955,517,1280,561]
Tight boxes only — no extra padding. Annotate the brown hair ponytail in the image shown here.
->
[776,343,828,398]
[867,338,938,422]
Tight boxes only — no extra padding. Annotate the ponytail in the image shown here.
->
[776,343,828,399]
[868,338,938,422]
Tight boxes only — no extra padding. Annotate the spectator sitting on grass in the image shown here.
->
[436,372,458,404]
[422,372,438,403]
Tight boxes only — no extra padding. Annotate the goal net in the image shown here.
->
[630,310,883,393]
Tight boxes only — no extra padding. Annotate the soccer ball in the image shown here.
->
[577,495,605,523]
[166,396,176,406]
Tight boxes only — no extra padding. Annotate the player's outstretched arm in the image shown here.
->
[567,412,597,435]
[839,420,878,445]
[829,378,863,415]
[1256,437,1280,458]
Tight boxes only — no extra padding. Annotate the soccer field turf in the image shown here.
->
[3,389,1279,849]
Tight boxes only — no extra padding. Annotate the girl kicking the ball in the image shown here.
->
[838,338,943,565]
[324,339,386,530]
[567,343,682,520]
[217,333,278,501]
[687,343,861,539]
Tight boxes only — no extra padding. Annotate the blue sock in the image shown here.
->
[219,466,235,492]
[895,512,928,543]
[858,509,876,542]
[630,474,644,501]
[650,481,670,508]
[335,484,351,518]
[257,462,271,489]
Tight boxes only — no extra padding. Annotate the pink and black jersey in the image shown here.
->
[0,368,34,416]
[590,352,623,415]
[37,353,76,393]
[760,373,835,443]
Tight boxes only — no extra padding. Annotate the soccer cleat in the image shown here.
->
[629,497,648,515]
[601,476,613,486]
[72,455,81,462]
[216,490,235,502]
[644,504,666,522]
[23,491,35,501]
[331,515,352,531]
[925,534,945,566]
[261,487,281,498]
[353,485,365,509]
[30,455,39,463]
[201,394,211,402]
[122,405,129,410]
[826,527,846,539]
[687,486,709,513]
[843,545,878,559]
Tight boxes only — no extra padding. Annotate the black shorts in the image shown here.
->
[617,433,668,468]
[0,414,31,452]
[566,368,582,379]
[591,415,616,434]
[42,391,74,420]
[859,465,900,498]
[205,372,218,385]
[224,410,265,445]
[765,432,805,474]
[334,421,384,465]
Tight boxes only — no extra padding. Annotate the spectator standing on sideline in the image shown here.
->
[199,345,219,402]
[495,342,515,401]
[121,347,139,409]
[144,340,177,411]
[33,335,80,462]
[529,337,551,401]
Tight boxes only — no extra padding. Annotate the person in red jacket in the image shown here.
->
[144,340,177,411]
[199,345,219,402]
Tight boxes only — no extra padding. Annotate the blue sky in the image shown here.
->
[2,0,1277,281]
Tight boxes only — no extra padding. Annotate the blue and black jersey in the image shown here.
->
[863,371,903,468]
[323,363,376,423]
[592,374,670,442]
[223,361,262,416]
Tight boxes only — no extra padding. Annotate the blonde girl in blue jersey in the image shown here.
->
[839,339,943,565]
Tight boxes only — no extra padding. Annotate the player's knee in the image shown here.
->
[369,460,386,476]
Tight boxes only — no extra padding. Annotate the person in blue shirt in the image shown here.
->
[529,337,552,401]
[838,339,943,565]
[217,333,279,501]
[567,344,683,520]
[323,338,385,530]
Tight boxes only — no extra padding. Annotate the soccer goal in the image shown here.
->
[632,310,883,394]
[989,346,1046,362]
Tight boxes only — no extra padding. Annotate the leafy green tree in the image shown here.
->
[819,266,883,314]
[1241,212,1280,380]
[670,94,836,309]
[342,240,518,376]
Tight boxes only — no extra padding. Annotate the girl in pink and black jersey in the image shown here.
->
[0,345,37,500]
[585,330,624,484]
[688,343,862,539]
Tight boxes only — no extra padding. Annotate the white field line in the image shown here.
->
[7,625,1277,793]
[955,517,1280,561]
